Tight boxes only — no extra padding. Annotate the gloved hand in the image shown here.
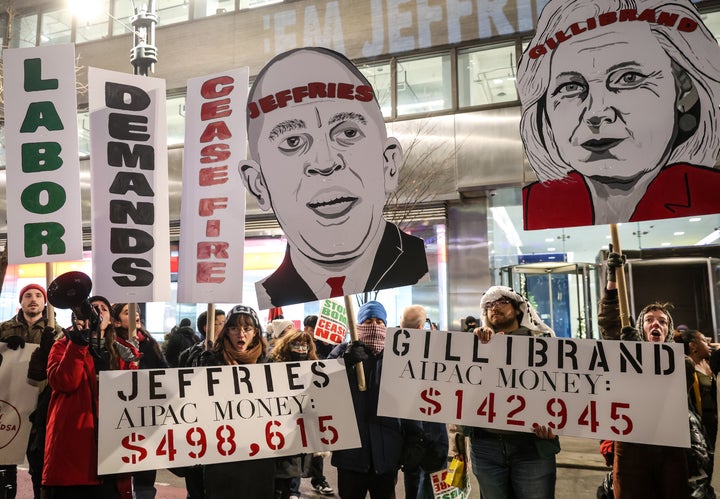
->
[343,341,369,366]
[2,335,26,350]
[66,327,90,346]
[27,328,57,382]
[606,249,626,283]
[620,325,642,342]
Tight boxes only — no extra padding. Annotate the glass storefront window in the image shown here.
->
[396,53,451,116]
[78,111,90,158]
[74,0,111,43]
[239,0,284,9]
[12,13,38,48]
[40,9,73,45]
[194,0,236,18]
[359,61,392,118]
[458,44,518,108]
[156,0,190,26]
[702,11,720,43]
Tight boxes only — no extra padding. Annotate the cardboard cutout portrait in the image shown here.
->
[241,47,428,309]
[518,0,720,230]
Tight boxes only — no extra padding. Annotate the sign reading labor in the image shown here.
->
[378,329,690,447]
[178,69,249,303]
[315,299,348,345]
[97,360,360,473]
[3,44,83,264]
[88,68,171,302]
[240,47,428,309]
[518,0,720,229]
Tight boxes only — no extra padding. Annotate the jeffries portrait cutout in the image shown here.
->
[518,0,720,230]
[240,47,428,309]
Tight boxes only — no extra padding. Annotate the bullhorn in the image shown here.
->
[47,271,98,326]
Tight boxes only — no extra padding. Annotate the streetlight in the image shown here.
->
[68,0,158,76]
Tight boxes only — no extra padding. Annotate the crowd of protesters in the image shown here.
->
[0,266,717,499]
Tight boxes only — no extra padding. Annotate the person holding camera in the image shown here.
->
[42,294,133,499]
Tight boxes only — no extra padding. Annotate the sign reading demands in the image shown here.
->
[315,299,348,345]
[378,329,689,447]
[88,67,171,303]
[98,360,360,474]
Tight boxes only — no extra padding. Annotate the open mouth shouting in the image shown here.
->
[307,194,358,219]
[648,328,663,342]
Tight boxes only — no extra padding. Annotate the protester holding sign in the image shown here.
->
[329,300,422,499]
[470,286,559,499]
[43,295,133,498]
[195,304,276,498]
[0,284,63,499]
[400,305,449,499]
[597,253,690,498]
[111,303,168,499]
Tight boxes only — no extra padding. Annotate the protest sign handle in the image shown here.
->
[45,263,55,328]
[207,303,216,348]
[610,224,631,328]
[343,295,367,392]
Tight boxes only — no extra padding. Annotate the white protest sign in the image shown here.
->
[98,360,360,473]
[379,329,690,447]
[0,344,40,465]
[315,299,347,345]
[4,44,83,264]
[88,67,171,303]
[177,68,248,303]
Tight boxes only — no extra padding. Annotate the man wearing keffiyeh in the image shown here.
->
[328,300,421,499]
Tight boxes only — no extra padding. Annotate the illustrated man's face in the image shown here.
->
[20,289,45,317]
[643,309,669,343]
[545,22,678,182]
[242,50,401,263]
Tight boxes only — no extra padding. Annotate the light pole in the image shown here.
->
[129,0,158,76]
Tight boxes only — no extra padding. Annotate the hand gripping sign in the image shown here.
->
[378,329,690,447]
[98,360,360,473]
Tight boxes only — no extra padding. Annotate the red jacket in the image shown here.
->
[43,337,100,486]
[523,163,720,230]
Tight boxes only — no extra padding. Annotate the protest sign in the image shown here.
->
[430,468,471,499]
[98,360,360,473]
[0,344,40,465]
[88,67,171,303]
[177,68,249,303]
[378,329,689,447]
[4,44,83,264]
[315,299,348,345]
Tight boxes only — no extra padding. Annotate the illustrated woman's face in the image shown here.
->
[545,22,679,182]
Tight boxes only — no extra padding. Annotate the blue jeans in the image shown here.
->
[470,430,556,499]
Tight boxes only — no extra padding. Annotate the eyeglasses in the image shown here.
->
[484,298,513,310]
[230,325,255,335]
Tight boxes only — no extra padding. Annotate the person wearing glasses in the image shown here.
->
[469,286,557,499]
[196,305,276,499]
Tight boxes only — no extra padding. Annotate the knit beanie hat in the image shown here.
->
[19,283,47,303]
[358,301,387,325]
[225,304,262,330]
[271,319,294,338]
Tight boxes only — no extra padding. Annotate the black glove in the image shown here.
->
[620,325,642,342]
[606,250,626,283]
[2,335,26,350]
[66,327,90,346]
[27,328,57,382]
[343,341,369,366]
